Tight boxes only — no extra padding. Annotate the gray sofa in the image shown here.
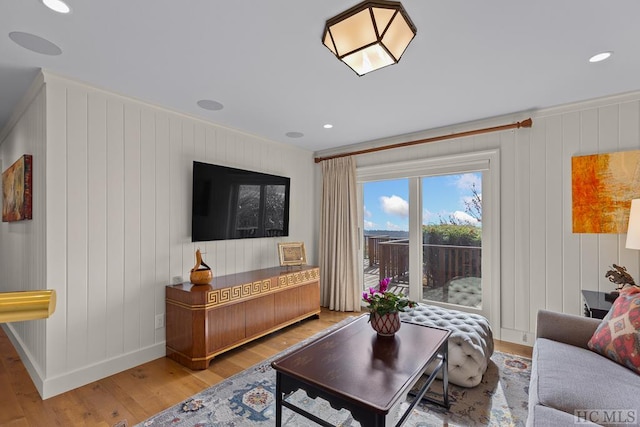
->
[527,310,640,427]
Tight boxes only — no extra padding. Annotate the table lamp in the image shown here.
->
[607,198,640,301]
[626,199,640,250]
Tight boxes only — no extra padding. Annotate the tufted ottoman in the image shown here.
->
[400,303,494,387]
[447,277,482,308]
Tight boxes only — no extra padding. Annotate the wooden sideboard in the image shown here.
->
[165,265,320,369]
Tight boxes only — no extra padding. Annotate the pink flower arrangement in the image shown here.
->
[362,277,416,317]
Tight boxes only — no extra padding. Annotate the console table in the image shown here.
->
[166,266,320,369]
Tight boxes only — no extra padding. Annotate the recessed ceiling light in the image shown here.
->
[9,32,62,55]
[42,0,71,14]
[323,124,333,129]
[197,99,224,111]
[286,132,304,138]
[589,51,612,63]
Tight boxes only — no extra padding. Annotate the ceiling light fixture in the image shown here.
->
[322,0,416,76]
[323,124,333,129]
[42,0,71,14]
[589,51,612,63]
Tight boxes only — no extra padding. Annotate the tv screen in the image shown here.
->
[192,161,290,242]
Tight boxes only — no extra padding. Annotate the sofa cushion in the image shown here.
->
[531,338,640,426]
[588,286,640,375]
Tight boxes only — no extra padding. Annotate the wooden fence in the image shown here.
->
[376,239,481,288]
[365,235,390,265]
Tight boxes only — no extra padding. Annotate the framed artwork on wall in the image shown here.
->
[2,154,32,222]
[572,150,640,233]
[278,242,307,266]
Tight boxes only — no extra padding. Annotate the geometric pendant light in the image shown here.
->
[322,0,417,76]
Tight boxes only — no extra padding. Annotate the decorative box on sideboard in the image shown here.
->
[165,266,320,370]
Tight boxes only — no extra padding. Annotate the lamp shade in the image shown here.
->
[626,199,640,249]
[323,1,417,76]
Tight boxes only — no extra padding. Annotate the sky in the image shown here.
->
[363,173,482,231]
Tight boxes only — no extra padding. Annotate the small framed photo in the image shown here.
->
[278,242,307,266]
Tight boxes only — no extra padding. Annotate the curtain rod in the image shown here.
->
[314,118,533,163]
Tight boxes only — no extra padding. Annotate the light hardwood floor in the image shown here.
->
[0,308,532,427]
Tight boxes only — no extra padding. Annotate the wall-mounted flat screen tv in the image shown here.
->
[192,161,290,242]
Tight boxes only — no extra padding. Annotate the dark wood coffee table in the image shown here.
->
[271,314,451,427]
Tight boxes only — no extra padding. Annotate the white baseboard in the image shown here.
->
[2,324,166,399]
[42,342,166,399]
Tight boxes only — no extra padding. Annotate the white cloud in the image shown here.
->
[456,173,481,191]
[452,210,480,225]
[380,195,409,217]
[364,205,372,218]
[424,208,462,225]
[364,220,375,229]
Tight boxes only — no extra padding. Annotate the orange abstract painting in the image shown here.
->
[572,150,640,233]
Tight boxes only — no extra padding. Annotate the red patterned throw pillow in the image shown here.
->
[587,286,640,375]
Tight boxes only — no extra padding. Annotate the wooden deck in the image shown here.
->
[364,258,379,289]
[364,263,480,307]
[364,258,408,295]
[364,236,481,306]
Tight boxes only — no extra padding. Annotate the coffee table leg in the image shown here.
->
[442,343,449,409]
[275,372,282,426]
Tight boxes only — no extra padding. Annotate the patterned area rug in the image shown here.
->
[137,320,531,427]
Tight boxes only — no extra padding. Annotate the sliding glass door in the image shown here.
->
[363,179,411,295]
[358,150,499,323]
[421,173,482,309]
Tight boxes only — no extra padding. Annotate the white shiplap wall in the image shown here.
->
[0,74,48,384]
[318,92,640,344]
[2,71,317,398]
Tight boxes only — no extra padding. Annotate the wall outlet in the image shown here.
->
[522,332,528,343]
[155,314,165,329]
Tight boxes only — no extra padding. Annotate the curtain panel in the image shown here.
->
[319,156,361,312]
